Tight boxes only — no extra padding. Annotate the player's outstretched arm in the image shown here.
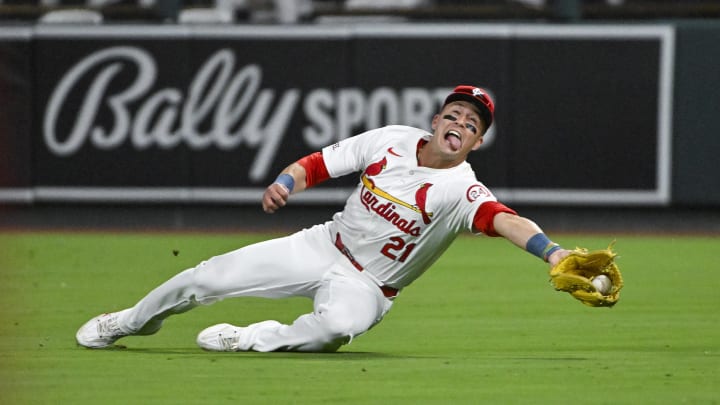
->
[492,212,570,266]
[262,152,331,214]
[262,162,307,214]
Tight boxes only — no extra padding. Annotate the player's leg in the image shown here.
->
[197,264,393,352]
[76,224,331,348]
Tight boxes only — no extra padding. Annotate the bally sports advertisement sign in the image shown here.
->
[0,24,674,205]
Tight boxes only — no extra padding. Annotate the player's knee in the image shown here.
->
[188,258,230,301]
[316,336,350,353]
[314,329,351,353]
[315,312,364,351]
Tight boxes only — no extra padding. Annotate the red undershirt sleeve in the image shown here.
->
[296,152,331,189]
[472,201,518,237]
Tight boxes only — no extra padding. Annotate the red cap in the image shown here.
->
[443,85,495,130]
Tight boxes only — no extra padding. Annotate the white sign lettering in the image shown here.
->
[44,46,298,181]
[43,46,495,182]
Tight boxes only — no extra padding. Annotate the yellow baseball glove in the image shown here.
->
[549,243,623,307]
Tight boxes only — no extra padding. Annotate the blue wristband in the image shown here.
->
[526,233,560,262]
[273,173,295,193]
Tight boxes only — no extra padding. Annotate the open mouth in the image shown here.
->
[444,130,462,151]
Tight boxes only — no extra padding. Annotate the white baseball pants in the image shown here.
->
[116,223,394,352]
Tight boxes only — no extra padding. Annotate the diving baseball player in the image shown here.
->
[76,85,570,352]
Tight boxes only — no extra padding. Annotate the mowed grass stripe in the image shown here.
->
[0,233,717,404]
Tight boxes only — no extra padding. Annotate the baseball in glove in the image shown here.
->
[549,243,623,307]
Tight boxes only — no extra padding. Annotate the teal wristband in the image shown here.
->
[274,174,295,193]
[526,233,560,262]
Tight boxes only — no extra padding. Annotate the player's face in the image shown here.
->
[429,101,485,161]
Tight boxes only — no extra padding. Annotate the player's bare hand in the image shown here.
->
[548,248,571,267]
[262,183,290,213]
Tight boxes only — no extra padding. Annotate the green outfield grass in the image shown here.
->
[0,232,718,404]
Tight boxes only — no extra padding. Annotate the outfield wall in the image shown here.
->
[0,22,717,207]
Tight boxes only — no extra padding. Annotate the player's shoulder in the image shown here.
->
[432,165,496,199]
[437,180,498,210]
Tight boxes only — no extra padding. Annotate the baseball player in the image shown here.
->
[76,85,571,352]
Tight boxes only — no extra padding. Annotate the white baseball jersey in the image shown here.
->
[323,125,499,289]
[102,126,504,353]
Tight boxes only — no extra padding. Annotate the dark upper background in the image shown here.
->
[1,0,719,233]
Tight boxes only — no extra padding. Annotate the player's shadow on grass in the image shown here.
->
[116,346,434,360]
[504,356,590,361]
[82,344,591,361]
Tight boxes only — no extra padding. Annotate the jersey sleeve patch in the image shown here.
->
[466,183,492,202]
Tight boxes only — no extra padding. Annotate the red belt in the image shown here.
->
[334,233,399,299]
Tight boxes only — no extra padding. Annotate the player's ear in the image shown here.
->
[431,114,440,131]
[471,135,484,150]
